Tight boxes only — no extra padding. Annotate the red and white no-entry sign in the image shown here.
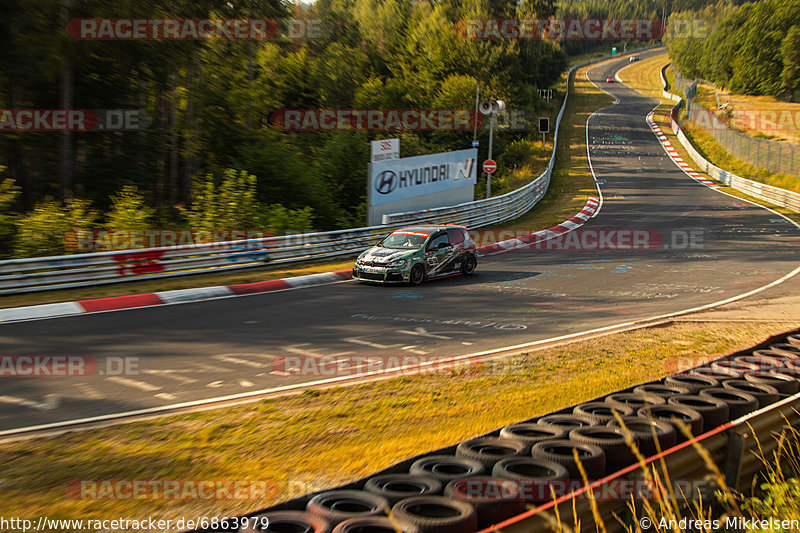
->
[482,159,497,173]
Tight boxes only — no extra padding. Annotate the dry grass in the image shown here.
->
[0,321,795,532]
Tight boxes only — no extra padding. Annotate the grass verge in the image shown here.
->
[0,320,797,531]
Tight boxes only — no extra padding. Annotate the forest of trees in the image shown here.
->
[1,0,679,257]
[664,0,800,98]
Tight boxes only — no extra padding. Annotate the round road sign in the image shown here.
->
[482,159,497,173]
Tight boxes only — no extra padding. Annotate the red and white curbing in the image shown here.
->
[476,196,601,256]
[646,111,720,189]
[0,197,601,323]
[0,271,353,323]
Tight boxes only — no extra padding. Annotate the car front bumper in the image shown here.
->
[352,266,409,284]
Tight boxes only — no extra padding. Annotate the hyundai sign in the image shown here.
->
[368,148,478,225]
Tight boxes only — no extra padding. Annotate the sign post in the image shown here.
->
[478,99,505,199]
[370,138,400,163]
[538,117,550,151]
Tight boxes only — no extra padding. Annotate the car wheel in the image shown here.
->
[461,255,476,275]
[409,264,425,286]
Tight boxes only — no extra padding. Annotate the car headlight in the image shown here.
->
[385,258,405,268]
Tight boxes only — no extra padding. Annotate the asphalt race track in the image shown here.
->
[1,49,798,432]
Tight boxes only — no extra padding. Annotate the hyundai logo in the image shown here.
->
[374,170,398,194]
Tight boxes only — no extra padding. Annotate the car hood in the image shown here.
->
[360,247,416,263]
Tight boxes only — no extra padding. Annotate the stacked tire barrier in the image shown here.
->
[191,329,800,533]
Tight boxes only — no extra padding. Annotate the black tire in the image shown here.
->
[699,387,759,419]
[607,416,677,457]
[787,334,800,348]
[753,348,799,361]
[633,384,690,399]
[408,264,425,286]
[664,374,719,393]
[364,474,442,506]
[745,371,800,394]
[492,456,569,482]
[605,392,665,410]
[461,254,476,275]
[710,360,760,377]
[499,423,567,446]
[391,495,478,533]
[690,365,741,380]
[568,426,638,468]
[307,490,390,526]
[455,437,528,468]
[667,394,730,431]
[529,439,606,479]
[733,355,785,371]
[240,511,332,533]
[409,455,485,483]
[536,413,598,429]
[769,343,800,357]
[637,405,704,441]
[722,380,780,408]
[332,516,420,533]
[444,477,526,528]
[572,401,634,424]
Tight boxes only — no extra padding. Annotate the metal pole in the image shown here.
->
[486,113,495,199]
[473,80,480,145]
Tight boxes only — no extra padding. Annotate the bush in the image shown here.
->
[14,197,99,258]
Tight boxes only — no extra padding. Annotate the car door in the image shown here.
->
[424,231,453,277]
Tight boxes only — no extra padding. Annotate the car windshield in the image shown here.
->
[379,232,428,249]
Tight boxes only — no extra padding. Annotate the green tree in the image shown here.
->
[105,185,155,230]
[0,172,21,257]
[781,25,800,101]
[14,197,99,258]
[186,169,261,229]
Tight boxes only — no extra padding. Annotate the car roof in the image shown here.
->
[396,224,467,233]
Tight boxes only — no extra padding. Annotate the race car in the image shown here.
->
[605,77,615,83]
[353,225,477,285]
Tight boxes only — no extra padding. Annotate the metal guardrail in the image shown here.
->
[0,47,655,296]
[660,64,800,213]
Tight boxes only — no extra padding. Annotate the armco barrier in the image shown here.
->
[0,47,657,296]
[188,328,800,533]
[659,63,800,213]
